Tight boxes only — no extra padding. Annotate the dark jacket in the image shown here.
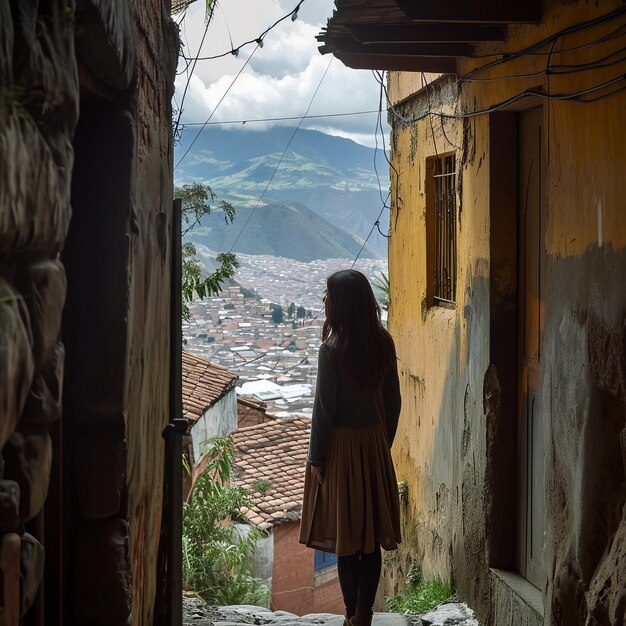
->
[308,340,401,467]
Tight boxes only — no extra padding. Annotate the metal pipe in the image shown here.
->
[157,197,188,626]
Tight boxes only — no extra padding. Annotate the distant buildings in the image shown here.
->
[183,255,388,417]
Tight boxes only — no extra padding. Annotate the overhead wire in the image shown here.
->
[181,0,306,62]
[174,44,261,170]
[173,1,217,139]
[226,56,335,253]
[383,73,626,128]
[458,5,626,80]
[179,109,381,126]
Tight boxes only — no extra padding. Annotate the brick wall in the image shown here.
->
[271,521,344,616]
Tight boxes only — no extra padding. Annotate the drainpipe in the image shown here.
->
[162,197,187,626]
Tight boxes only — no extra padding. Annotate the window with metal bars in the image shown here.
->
[426,153,457,305]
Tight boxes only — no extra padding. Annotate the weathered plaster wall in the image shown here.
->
[386,2,626,624]
[191,392,238,464]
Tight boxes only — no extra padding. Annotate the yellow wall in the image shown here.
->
[386,1,626,623]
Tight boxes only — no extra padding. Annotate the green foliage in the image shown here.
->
[296,305,306,319]
[271,305,283,324]
[182,437,270,606]
[385,569,452,614]
[175,183,238,321]
[288,302,296,317]
[372,272,390,312]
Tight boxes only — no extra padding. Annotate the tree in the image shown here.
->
[296,305,306,319]
[288,302,296,318]
[176,182,239,320]
[372,271,390,312]
[271,305,283,324]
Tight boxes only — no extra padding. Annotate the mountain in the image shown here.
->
[187,201,378,262]
[175,127,390,258]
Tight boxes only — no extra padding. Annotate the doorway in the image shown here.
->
[515,107,545,588]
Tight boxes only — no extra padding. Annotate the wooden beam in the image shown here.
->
[326,38,474,57]
[395,0,541,24]
[349,23,507,43]
[334,52,458,73]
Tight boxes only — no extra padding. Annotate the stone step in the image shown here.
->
[183,597,479,626]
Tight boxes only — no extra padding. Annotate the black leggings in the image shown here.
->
[336,544,382,616]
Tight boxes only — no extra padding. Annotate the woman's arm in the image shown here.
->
[383,356,401,446]
[308,342,339,468]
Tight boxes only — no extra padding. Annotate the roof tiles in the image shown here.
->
[182,351,239,422]
[232,417,310,529]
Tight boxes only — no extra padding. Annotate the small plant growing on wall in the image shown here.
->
[385,562,451,614]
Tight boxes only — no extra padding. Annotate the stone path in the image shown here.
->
[183,597,479,626]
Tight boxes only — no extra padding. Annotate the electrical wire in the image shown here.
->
[371,73,390,210]
[174,1,217,139]
[174,44,260,170]
[182,0,306,62]
[385,73,626,128]
[463,46,626,81]
[351,192,391,269]
[226,56,334,253]
[179,109,381,126]
[458,6,626,81]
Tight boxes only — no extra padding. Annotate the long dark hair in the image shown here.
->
[322,269,395,387]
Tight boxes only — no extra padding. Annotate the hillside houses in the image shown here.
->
[183,256,389,417]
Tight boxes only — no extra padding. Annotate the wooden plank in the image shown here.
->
[334,52,457,72]
[324,38,474,57]
[349,23,507,43]
[395,0,541,23]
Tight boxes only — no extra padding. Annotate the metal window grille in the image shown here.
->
[432,154,457,303]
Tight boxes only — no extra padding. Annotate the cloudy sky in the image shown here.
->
[174,0,389,148]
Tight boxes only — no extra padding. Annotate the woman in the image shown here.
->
[299,269,401,626]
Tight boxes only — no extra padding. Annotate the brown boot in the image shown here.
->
[349,609,373,626]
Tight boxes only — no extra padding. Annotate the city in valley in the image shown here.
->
[183,254,388,418]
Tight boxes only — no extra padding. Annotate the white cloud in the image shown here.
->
[174,0,389,147]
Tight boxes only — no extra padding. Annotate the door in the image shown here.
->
[516,107,545,588]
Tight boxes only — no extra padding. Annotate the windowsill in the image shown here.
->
[314,564,338,586]
[490,568,544,618]
[433,300,456,310]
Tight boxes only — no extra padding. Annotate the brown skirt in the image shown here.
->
[299,423,401,555]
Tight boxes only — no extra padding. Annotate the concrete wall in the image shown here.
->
[0,1,177,624]
[271,521,344,615]
[385,2,626,624]
[191,391,239,464]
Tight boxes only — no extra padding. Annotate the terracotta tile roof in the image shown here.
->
[182,351,239,422]
[232,417,310,529]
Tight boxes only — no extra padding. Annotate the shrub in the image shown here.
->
[182,437,270,606]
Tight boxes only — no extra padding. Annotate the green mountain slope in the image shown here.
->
[187,201,379,262]
[175,127,390,257]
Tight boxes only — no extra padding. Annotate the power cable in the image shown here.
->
[351,192,390,269]
[226,56,334,253]
[179,109,381,126]
[385,74,626,127]
[173,1,217,139]
[182,0,306,62]
[458,6,626,81]
[174,44,260,170]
